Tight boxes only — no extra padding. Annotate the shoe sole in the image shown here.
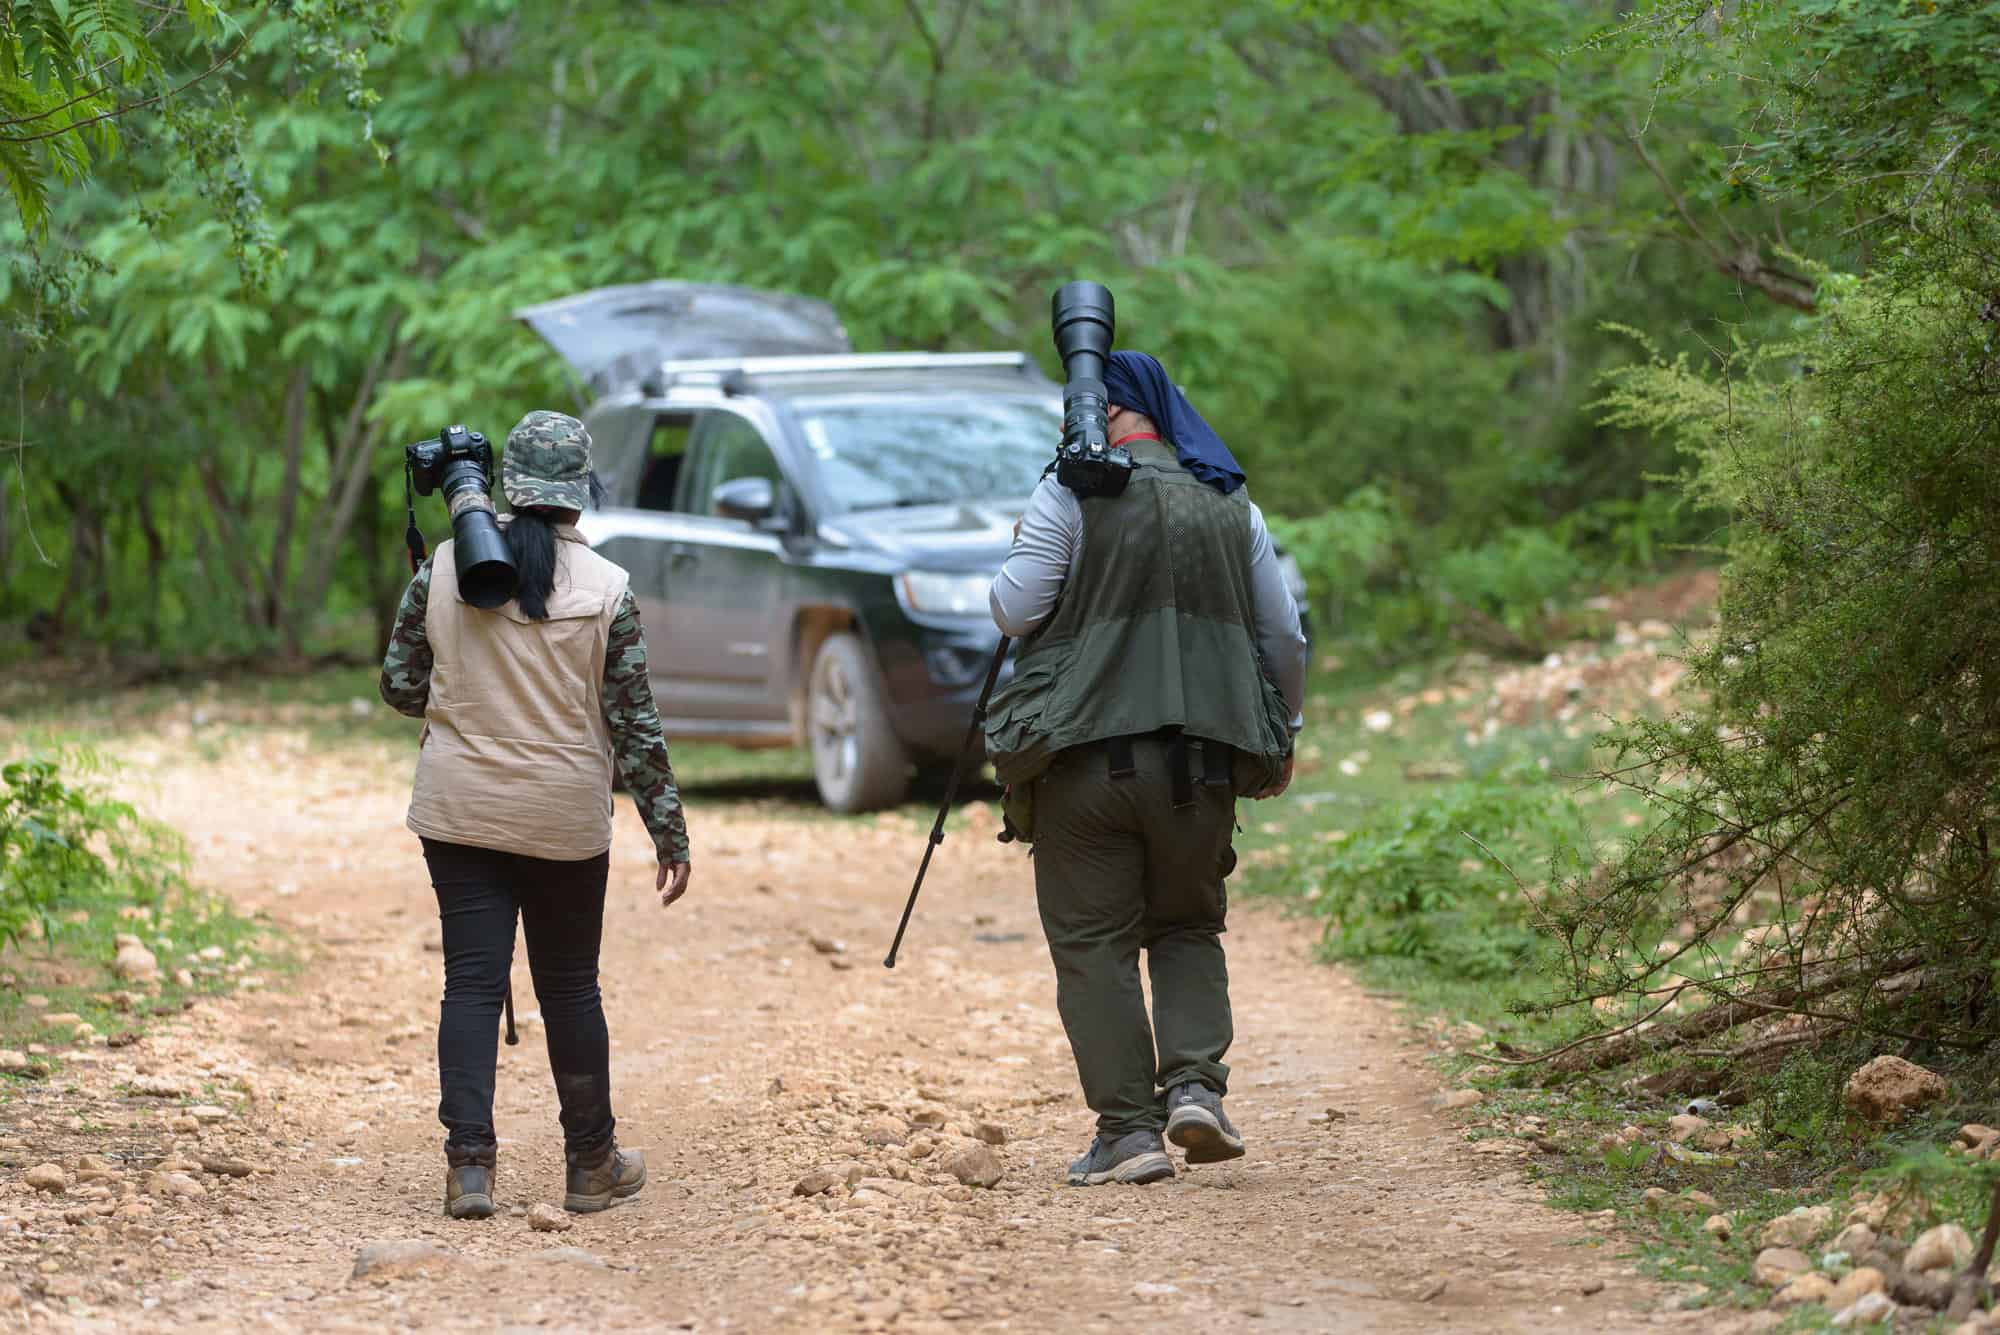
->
[1167,1105,1246,1165]
[563,1163,648,1214]
[445,1193,495,1220]
[1066,1150,1175,1187]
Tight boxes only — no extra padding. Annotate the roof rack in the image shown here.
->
[646,351,1034,394]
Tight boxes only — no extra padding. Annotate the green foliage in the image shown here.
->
[0,752,186,951]
[1,1,394,345]
[1435,527,1586,637]
[1600,1138,1657,1178]
[1755,1050,1850,1153]
[0,0,1785,662]
[1562,264,2000,1043]
[1540,0,2000,1055]
[1861,1146,2000,1233]
[1287,765,1589,979]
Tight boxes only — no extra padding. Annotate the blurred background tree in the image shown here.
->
[0,0,1841,663]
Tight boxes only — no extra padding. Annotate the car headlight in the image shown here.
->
[896,571,991,617]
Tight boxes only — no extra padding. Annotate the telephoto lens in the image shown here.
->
[1049,282,1130,498]
[437,428,518,609]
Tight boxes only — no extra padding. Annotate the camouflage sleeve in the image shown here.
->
[601,591,691,863]
[378,561,434,718]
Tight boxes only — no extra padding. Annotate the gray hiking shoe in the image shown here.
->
[563,1144,646,1213]
[1066,1130,1174,1187]
[444,1163,496,1219]
[1165,1081,1245,1164]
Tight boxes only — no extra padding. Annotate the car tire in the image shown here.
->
[807,632,911,813]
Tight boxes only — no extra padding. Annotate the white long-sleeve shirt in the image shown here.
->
[989,475,1308,733]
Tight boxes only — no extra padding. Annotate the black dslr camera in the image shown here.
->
[1050,281,1133,499]
[402,425,518,610]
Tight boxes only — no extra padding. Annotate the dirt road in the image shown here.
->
[0,727,1721,1332]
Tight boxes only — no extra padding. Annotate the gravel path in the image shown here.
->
[0,729,1738,1332]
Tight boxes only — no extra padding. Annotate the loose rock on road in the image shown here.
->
[0,730,1743,1331]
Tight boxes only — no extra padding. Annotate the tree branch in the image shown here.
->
[0,34,254,146]
[1628,131,1817,313]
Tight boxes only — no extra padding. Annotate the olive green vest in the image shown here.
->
[984,439,1292,790]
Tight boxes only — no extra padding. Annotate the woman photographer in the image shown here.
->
[380,410,692,1220]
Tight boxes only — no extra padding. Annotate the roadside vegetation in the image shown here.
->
[1237,3,2000,1323]
[8,0,2000,1326]
[0,750,283,1078]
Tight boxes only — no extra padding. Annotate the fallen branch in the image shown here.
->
[1494,950,1923,1077]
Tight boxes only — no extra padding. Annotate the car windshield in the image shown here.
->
[796,396,1059,513]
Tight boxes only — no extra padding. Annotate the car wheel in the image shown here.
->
[807,632,911,813]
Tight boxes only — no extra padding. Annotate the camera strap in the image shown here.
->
[403,464,428,574]
[1110,431,1161,449]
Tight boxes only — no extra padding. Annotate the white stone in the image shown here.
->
[526,1203,572,1233]
[1831,1292,1896,1327]
[1907,1222,1973,1274]
[1752,1247,1811,1287]
[112,943,159,982]
[1759,1205,1835,1249]
[1772,1273,1834,1306]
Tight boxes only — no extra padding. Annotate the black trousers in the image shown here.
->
[420,838,615,1167]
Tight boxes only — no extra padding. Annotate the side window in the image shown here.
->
[683,413,783,518]
[636,415,693,512]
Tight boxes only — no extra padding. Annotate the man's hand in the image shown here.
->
[656,860,691,907]
[1253,753,1295,800]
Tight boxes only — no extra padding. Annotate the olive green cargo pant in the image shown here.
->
[1031,735,1236,1136]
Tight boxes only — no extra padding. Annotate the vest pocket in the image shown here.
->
[984,660,1058,786]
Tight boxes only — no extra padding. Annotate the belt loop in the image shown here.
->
[1202,740,1233,787]
[1169,734,1194,808]
[1107,736,1136,780]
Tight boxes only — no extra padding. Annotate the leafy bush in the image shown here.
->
[1285,766,1590,979]
[1435,527,1586,637]
[1267,486,1403,629]
[1273,492,1615,661]
[1548,260,2000,1057]
[0,755,188,950]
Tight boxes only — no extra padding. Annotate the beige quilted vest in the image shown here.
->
[406,528,631,861]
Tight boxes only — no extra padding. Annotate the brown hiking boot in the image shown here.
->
[444,1163,496,1219]
[563,1145,645,1213]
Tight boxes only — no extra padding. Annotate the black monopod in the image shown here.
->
[882,636,1012,968]
[882,278,1120,966]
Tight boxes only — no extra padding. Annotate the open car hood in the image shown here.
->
[515,281,852,396]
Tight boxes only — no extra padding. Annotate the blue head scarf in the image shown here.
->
[1101,350,1245,495]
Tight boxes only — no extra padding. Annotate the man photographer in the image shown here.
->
[986,351,1306,1186]
[380,410,692,1219]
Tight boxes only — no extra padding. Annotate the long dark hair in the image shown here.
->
[507,473,602,621]
[506,509,562,620]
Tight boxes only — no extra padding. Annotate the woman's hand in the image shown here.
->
[1253,753,1295,800]
[656,860,691,908]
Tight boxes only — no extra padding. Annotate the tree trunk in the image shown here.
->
[288,333,410,647]
[0,459,12,581]
[267,364,311,654]
[134,478,167,647]
[195,456,271,625]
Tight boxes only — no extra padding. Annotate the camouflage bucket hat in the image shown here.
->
[503,410,593,511]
